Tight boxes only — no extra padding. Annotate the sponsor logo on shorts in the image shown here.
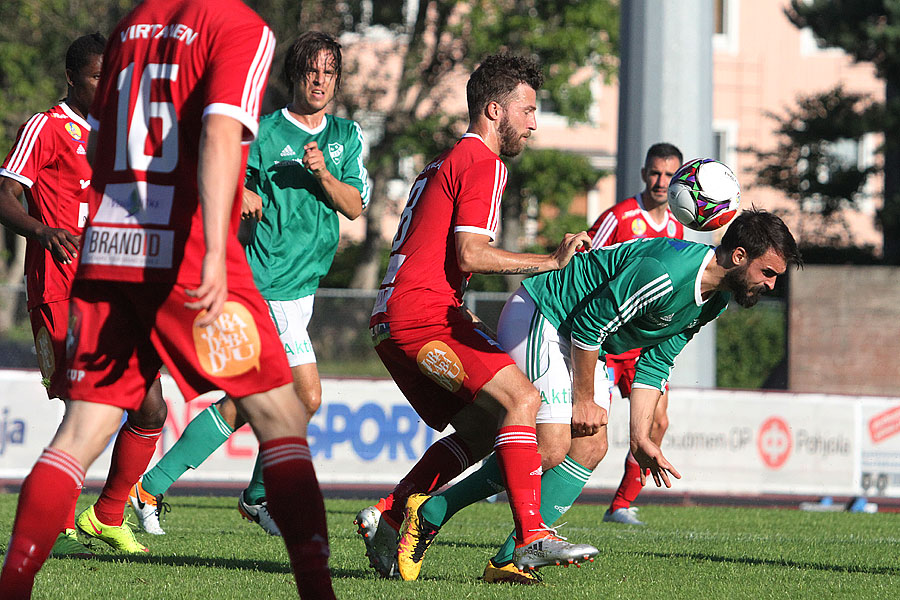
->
[416,341,466,393]
[35,326,55,380]
[193,302,261,377]
[81,226,174,269]
[630,218,647,236]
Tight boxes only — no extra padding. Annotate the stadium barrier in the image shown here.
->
[2,369,898,499]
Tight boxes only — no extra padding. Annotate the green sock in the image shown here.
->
[421,453,505,527]
[142,404,234,496]
[492,455,593,565]
[244,453,266,504]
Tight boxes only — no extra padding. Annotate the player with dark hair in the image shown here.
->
[129,30,368,537]
[0,32,168,557]
[0,2,335,598]
[355,53,597,581]
[586,142,685,525]
[400,208,801,583]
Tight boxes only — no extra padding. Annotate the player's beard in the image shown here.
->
[498,115,528,157]
[723,263,763,308]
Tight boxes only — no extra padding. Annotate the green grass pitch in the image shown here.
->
[0,494,896,599]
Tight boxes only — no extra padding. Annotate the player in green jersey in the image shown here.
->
[397,209,801,582]
[128,32,369,536]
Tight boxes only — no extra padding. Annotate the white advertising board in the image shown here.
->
[1,370,898,499]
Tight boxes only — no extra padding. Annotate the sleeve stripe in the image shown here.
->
[591,212,618,248]
[241,26,275,120]
[594,274,673,344]
[486,159,506,234]
[7,113,48,175]
[353,121,371,209]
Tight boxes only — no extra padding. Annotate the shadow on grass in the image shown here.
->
[646,550,900,577]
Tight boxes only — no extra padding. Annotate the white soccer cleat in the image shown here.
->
[354,505,400,579]
[237,492,282,536]
[129,478,169,535]
[513,526,598,572]
[603,506,645,526]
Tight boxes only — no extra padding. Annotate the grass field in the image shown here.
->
[1,494,897,599]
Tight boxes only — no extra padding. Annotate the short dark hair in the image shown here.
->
[66,33,106,74]
[720,208,802,268]
[645,142,682,167]
[467,54,543,122]
[283,31,342,90]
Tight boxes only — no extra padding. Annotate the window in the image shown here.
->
[713,0,740,54]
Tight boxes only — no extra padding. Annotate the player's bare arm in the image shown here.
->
[571,346,607,438]
[0,176,80,264]
[455,230,590,275]
[629,386,681,487]
[302,141,363,220]
[186,113,244,327]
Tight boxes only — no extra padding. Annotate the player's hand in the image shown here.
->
[571,401,607,438]
[185,253,228,328]
[550,231,591,269]
[302,141,329,178]
[631,438,681,488]
[38,225,80,265]
[241,188,262,221]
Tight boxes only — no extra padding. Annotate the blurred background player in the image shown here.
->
[0,2,334,598]
[585,142,684,525]
[129,31,369,537]
[397,209,802,583]
[0,32,167,557]
[358,53,597,581]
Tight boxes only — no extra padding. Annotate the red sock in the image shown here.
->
[381,433,473,528]
[259,437,335,600]
[0,448,84,597]
[93,424,162,526]
[494,426,543,544]
[610,451,646,512]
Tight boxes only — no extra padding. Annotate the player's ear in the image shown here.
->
[65,69,76,88]
[731,246,747,266]
[485,100,502,122]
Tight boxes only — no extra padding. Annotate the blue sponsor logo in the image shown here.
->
[307,402,435,461]
[0,408,26,456]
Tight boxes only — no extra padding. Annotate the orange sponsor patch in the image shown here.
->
[416,340,466,392]
[193,301,261,378]
[35,326,55,379]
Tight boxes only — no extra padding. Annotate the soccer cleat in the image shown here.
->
[513,526,598,572]
[603,506,645,525]
[129,478,170,535]
[237,491,282,536]
[75,506,148,554]
[396,493,441,581]
[481,559,542,585]
[50,528,94,559]
[354,504,400,578]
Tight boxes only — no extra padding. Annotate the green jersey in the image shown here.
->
[244,109,369,300]
[522,237,730,391]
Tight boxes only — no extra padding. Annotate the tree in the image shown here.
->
[783,0,900,262]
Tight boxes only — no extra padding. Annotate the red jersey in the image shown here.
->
[587,195,683,249]
[79,0,274,285]
[587,194,684,361]
[0,103,91,309]
[372,134,506,324]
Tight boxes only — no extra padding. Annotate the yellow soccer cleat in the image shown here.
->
[396,494,441,581]
[481,559,543,585]
[50,528,94,559]
[76,505,148,554]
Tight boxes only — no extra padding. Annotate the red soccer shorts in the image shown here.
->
[29,300,69,398]
[605,352,638,399]
[373,310,515,431]
[50,280,292,409]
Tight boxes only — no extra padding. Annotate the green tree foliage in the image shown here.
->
[716,302,786,389]
[783,0,900,262]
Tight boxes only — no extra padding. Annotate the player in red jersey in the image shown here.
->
[0,33,168,557]
[586,142,684,526]
[0,3,334,598]
[355,54,597,581]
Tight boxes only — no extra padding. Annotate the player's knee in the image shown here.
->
[129,385,168,429]
[539,445,568,471]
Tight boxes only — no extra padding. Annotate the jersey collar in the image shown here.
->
[635,193,670,232]
[281,107,328,134]
[60,102,90,131]
[695,248,716,306]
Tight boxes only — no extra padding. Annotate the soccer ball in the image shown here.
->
[667,158,741,231]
